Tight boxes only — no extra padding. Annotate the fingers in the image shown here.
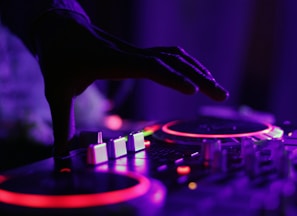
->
[97,47,228,100]
[163,54,228,101]
[144,47,229,101]
[90,25,229,100]
[144,57,198,95]
[104,51,198,94]
[147,46,213,78]
[84,24,229,100]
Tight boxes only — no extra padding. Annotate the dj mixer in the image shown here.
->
[1,107,297,215]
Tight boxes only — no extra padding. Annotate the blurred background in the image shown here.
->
[1,0,297,170]
[80,0,297,123]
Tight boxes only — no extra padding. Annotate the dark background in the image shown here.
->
[80,0,297,123]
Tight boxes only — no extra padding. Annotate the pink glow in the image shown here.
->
[104,115,123,130]
[0,172,150,208]
[0,175,8,184]
[162,120,274,138]
[152,189,165,204]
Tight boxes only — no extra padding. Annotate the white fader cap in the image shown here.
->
[107,137,128,159]
[127,131,145,152]
[87,143,108,165]
[87,132,108,165]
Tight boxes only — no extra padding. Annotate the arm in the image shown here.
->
[0,0,88,156]
[0,0,229,157]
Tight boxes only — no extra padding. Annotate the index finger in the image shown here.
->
[151,52,229,101]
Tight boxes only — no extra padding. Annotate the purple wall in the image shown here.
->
[130,0,297,124]
[133,0,255,121]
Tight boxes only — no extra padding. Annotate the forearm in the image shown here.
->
[0,0,90,156]
[0,0,89,53]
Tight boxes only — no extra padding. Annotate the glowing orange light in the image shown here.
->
[0,172,150,209]
[188,182,197,190]
[143,124,161,133]
[177,165,191,175]
[162,120,273,138]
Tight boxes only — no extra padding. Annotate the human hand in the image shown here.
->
[34,10,228,156]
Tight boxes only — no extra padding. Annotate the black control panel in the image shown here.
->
[1,110,297,216]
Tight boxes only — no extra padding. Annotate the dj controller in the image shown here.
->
[1,107,297,215]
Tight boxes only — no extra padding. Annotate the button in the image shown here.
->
[177,165,191,175]
[107,137,127,159]
[242,142,260,177]
[203,140,221,161]
[127,131,145,152]
[157,164,168,172]
[274,146,290,178]
[87,143,108,165]
[190,152,199,157]
[212,149,227,173]
[174,158,184,165]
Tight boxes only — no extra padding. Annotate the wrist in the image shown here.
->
[32,8,91,55]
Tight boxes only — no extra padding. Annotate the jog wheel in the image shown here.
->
[0,170,165,216]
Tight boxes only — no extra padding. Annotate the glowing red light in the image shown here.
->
[0,175,8,184]
[144,140,151,147]
[162,120,273,138]
[177,166,191,175]
[0,172,150,208]
[59,168,71,173]
[204,161,210,167]
[164,138,175,144]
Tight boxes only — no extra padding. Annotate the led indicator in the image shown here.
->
[177,166,191,175]
[188,182,197,190]
[144,140,151,147]
[59,168,72,173]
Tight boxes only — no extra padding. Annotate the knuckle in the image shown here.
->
[172,46,185,54]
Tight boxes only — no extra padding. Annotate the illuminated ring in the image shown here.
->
[0,172,151,209]
[162,120,274,138]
